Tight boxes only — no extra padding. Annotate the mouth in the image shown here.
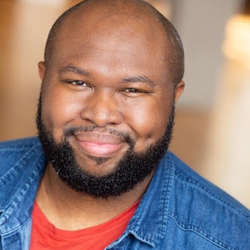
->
[73,131,127,158]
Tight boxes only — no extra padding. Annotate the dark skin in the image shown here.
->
[36,2,184,230]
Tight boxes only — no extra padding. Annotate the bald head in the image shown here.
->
[44,0,184,85]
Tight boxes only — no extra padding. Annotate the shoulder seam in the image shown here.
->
[168,211,236,250]
[0,138,39,150]
[175,169,250,222]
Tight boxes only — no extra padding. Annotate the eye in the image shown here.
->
[124,88,143,93]
[71,80,88,86]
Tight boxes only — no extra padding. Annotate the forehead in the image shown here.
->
[49,5,172,81]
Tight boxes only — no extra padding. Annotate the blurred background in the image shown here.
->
[1,0,250,208]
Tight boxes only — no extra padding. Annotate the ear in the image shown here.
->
[174,81,185,102]
[38,61,46,81]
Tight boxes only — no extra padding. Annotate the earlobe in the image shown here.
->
[38,61,46,81]
[174,81,185,102]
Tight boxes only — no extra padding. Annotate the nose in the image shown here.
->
[80,90,123,127]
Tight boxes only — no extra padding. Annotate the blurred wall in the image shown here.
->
[171,0,242,109]
[203,14,250,208]
[0,0,66,141]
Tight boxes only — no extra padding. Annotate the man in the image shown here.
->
[0,0,249,249]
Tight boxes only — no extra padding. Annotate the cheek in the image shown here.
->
[41,85,81,140]
[122,95,172,151]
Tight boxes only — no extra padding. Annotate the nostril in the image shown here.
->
[80,96,122,127]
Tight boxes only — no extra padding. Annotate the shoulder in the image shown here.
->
[0,137,43,177]
[0,137,45,208]
[167,152,250,249]
[0,136,40,149]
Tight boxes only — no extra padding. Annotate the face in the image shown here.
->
[37,101,175,197]
[37,11,184,197]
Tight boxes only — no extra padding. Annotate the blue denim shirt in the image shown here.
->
[0,137,250,250]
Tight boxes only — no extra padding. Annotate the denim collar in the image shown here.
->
[0,142,45,234]
[113,152,174,248]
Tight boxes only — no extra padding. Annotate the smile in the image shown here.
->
[73,132,126,157]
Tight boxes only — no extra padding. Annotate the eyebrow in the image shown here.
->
[58,65,91,76]
[122,75,155,86]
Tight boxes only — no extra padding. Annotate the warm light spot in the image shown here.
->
[223,15,250,69]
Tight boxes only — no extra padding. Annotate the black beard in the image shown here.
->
[36,97,175,198]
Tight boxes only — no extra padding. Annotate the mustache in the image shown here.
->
[64,126,134,145]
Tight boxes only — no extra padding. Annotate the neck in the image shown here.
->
[36,164,152,231]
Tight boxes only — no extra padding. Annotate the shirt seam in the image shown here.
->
[0,139,39,151]
[0,145,44,233]
[123,154,175,247]
[168,211,236,250]
[175,169,250,222]
[0,143,42,207]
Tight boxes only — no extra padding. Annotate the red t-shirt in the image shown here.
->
[30,200,139,250]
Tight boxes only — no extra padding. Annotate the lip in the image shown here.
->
[73,132,125,157]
